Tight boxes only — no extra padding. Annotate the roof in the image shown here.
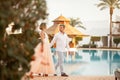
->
[53,15,70,22]
[46,15,89,37]
[46,24,88,37]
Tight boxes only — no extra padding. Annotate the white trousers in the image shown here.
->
[55,51,66,74]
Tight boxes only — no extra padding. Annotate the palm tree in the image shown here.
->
[69,17,86,30]
[96,0,120,48]
[69,18,86,46]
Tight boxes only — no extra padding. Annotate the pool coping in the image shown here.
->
[77,48,120,51]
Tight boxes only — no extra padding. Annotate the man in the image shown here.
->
[50,24,70,77]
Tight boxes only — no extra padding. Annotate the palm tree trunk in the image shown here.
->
[109,7,113,48]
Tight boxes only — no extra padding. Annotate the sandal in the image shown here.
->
[43,74,48,77]
[29,72,34,78]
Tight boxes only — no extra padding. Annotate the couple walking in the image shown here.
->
[29,23,70,78]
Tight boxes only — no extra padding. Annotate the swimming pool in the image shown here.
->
[51,48,120,76]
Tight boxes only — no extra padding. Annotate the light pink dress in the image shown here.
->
[29,32,55,74]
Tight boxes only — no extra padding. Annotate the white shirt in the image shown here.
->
[50,32,70,52]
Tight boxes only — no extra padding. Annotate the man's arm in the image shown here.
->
[66,35,70,49]
[50,34,57,47]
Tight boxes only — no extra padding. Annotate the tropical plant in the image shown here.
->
[75,37,83,44]
[90,36,101,45]
[96,0,120,48]
[113,37,120,47]
[0,0,47,80]
[69,17,86,30]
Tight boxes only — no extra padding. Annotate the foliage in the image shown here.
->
[75,37,82,44]
[90,44,97,48]
[69,17,86,30]
[113,37,120,47]
[0,0,47,80]
[96,0,120,10]
[90,36,101,45]
[82,44,97,48]
[82,44,89,48]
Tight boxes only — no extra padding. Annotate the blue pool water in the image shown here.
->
[51,48,120,76]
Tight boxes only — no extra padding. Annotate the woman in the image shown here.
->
[29,23,55,78]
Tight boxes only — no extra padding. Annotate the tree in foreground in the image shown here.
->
[0,0,48,80]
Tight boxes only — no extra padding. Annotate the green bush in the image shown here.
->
[113,37,120,47]
[82,44,97,48]
[90,36,101,45]
[90,44,97,48]
[82,44,89,48]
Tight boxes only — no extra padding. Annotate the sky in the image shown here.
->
[46,0,120,37]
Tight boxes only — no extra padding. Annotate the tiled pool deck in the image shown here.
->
[29,76,115,80]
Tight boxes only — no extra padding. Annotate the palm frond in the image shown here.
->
[97,0,120,10]
[100,6,108,10]
[116,4,120,8]
[114,0,120,8]
[97,2,107,7]
[100,0,110,3]
[106,0,112,5]
[78,25,86,30]
[69,17,86,30]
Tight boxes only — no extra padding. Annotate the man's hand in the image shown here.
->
[41,46,44,52]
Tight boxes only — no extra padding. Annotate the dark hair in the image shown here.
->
[40,23,46,30]
[59,24,65,28]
